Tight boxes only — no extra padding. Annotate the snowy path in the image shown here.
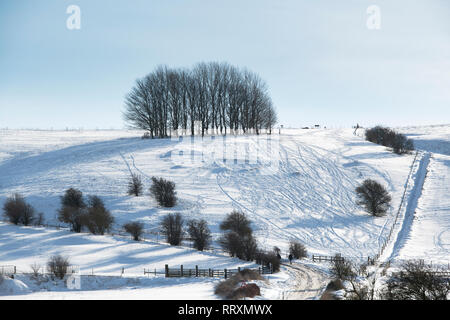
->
[382,152,431,264]
[281,262,329,300]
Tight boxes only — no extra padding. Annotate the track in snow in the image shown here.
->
[280,262,330,300]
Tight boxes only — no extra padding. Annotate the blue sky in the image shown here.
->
[0,0,449,129]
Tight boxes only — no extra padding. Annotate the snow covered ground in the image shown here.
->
[0,125,448,298]
[393,125,450,267]
[0,128,414,257]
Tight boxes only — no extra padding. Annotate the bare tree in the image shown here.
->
[219,210,252,236]
[219,211,258,261]
[161,213,184,246]
[3,193,35,226]
[128,173,143,196]
[58,188,86,232]
[84,196,114,235]
[356,179,392,217]
[187,219,211,251]
[289,241,307,259]
[47,255,70,280]
[150,177,177,207]
[123,62,277,138]
[123,221,144,241]
[380,260,450,300]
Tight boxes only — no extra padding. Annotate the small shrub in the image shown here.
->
[187,219,211,251]
[2,193,35,225]
[330,255,355,281]
[61,188,86,209]
[58,206,85,233]
[220,232,258,261]
[47,255,70,280]
[255,251,280,273]
[150,177,177,207]
[365,126,414,155]
[58,188,86,232]
[356,179,392,217]
[84,196,114,235]
[123,221,144,241]
[160,213,184,246]
[289,241,307,259]
[220,211,252,237]
[30,263,41,278]
[380,260,450,300]
[128,173,143,196]
[219,211,258,261]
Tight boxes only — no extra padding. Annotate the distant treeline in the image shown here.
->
[123,62,277,138]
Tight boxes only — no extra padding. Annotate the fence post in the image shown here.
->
[181,265,184,277]
[238,267,241,273]
[209,268,211,277]
[258,267,261,274]
[165,264,169,278]
[14,266,16,274]
[195,265,199,277]
[224,268,227,279]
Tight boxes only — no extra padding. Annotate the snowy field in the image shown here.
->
[0,126,448,298]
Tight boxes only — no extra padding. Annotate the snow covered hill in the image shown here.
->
[0,125,448,298]
[0,128,415,258]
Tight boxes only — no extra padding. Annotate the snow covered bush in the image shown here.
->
[127,173,143,196]
[187,219,211,251]
[160,213,184,246]
[47,255,70,280]
[289,240,307,259]
[150,177,177,207]
[355,179,392,217]
[123,221,144,241]
[2,193,35,226]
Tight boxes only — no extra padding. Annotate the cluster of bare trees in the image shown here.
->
[123,62,277,138]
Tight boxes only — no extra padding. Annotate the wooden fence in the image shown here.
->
[312,255,344,263]
[161,264,273,279]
